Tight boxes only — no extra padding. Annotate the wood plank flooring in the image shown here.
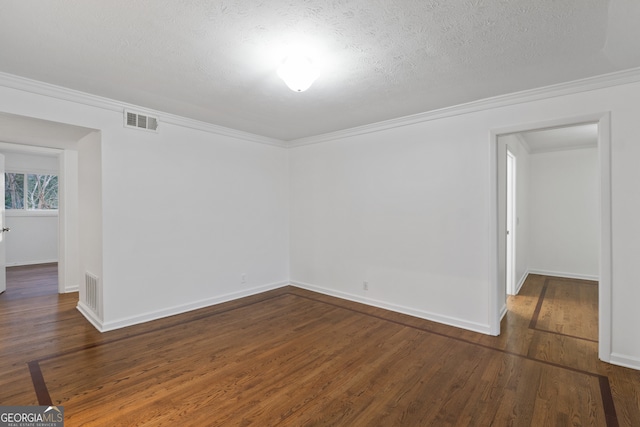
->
[3,262,58,300]
[1,268,639,426]
[530,276,599,342]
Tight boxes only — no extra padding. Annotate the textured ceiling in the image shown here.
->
[0,0,639,141]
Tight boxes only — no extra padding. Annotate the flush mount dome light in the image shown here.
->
[277,54,320,92]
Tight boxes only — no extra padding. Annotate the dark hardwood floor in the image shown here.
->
[3,262,58,300]
[1,268,639,426]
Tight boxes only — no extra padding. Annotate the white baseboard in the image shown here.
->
[64,285,79,293]
[527,269,599,282]
[87,281,289,332]
[500,304,508,321]
[6,259,58,267]
[290,280,491,335]
[76,301,103,331]
[609,353,640,371]
[515,270,529,294]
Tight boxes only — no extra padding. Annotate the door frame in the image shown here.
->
[506,148,516,296]
[489,112,612,362]
[0,153,5,294]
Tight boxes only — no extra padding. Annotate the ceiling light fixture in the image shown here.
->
[277,54,320,92]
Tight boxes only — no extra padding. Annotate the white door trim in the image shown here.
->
[489,112,612,362]
[506,149,516,296]
[0,153,5,295]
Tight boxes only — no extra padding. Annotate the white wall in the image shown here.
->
[3,151,58,171]
[0,78,290,332]
[77,131,103,321]
[290,79,640,369]
[2,150,59,266]
[100,124,290,329]
[290,121,491,332]
[1,72,639,370]
[59,149,80,292]
[498,137,596,294]
[529,148,598,279]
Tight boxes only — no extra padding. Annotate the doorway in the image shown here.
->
[490,112,612,362]
[0,147,61,297]
[0,112,94,298]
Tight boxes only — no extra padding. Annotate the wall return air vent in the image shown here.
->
[124,110,159,132]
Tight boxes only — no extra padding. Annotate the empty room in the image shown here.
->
[1,1,639,425]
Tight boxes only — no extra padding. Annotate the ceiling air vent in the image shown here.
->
[124,110,159,132]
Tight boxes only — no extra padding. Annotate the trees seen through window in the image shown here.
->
[5,173,58,210]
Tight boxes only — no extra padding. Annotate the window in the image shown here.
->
[5,173,58,210]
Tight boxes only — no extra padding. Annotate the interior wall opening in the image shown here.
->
[0,112,97,303]
[492,112,611,362]
[0,146,62,298]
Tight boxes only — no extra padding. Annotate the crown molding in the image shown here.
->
[0,72,287,148]
[4,68,640,150]
[287,67,640,148]
[160,114,286,148]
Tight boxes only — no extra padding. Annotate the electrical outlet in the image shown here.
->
[363,281,369,291]
[241,274,246,284]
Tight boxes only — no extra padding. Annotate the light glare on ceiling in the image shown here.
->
[277,55,320,92]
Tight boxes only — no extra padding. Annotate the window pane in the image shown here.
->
[27,174,58,209]
[5,173,24,209]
